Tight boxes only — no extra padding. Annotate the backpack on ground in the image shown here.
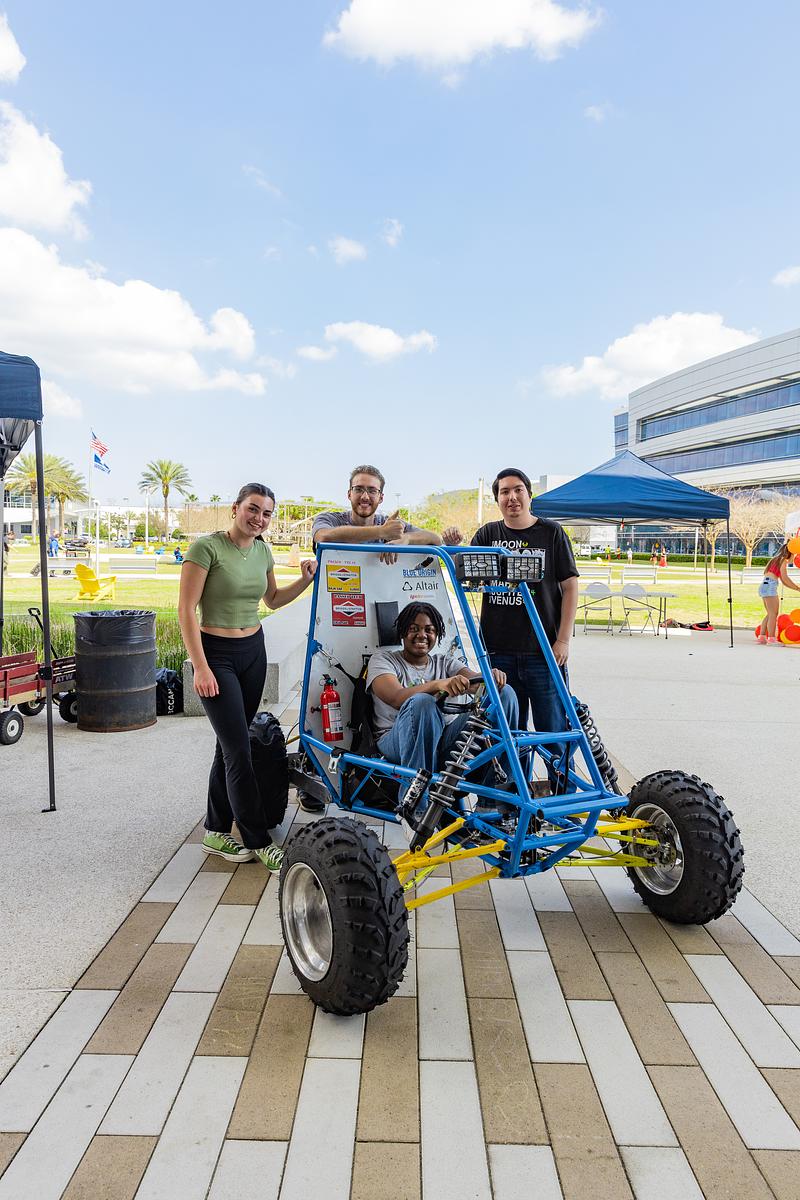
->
[249,712,290,829]
[155,667,184,715]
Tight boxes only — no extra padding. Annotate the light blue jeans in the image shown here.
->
[377,688,519,802]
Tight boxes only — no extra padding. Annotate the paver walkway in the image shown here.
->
[2,698,800,1199]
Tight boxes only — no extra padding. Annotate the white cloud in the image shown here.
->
[584,102,609,122]
[297,344,339,362]
[772,265,800,288]
[324,320,437,361]
[324,0,601,70]
[542,312,759,401]
[242,164,282,198]
[382,217,403,247]
[328,235,367,265]
[263,244,281,261]
[257,354,297,379]
[306,244,319,256]
[0,103,92,237]
[0,228,266,395]
[42,378,82,420]
[0,14,25,82]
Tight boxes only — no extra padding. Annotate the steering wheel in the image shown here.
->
[435,674,485,713]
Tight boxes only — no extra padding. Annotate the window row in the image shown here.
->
[646,431,800,474]
[638,380,800,441]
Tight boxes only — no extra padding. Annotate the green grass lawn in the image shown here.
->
[2,548,788,665]
[1,547,303,671]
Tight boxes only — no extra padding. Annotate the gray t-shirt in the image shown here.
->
[312,510,421,545]
[367,649,468,737]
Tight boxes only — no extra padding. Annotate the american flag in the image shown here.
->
[90,430,109,457]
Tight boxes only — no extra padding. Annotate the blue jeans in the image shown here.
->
[490,653,569,783]
[377,688,519,802]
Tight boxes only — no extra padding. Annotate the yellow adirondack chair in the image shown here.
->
[74,562,117,601]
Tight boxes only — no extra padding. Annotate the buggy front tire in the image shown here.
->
[279,817,409,1015]
[0,710,24,745]
[625,770,744,924]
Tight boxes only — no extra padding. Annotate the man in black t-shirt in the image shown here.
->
[473,467,579,782]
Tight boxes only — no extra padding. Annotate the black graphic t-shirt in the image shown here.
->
[472,519,579,655]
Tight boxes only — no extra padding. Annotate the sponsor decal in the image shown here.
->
[402,567,437,578]
[402,578,439,592]
[331,592,367,626]
[326,563,362,592]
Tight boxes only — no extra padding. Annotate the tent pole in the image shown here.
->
[0,471,5,657]
[703,521,710,624]
[34,423,57,812]
[726,518,734,648]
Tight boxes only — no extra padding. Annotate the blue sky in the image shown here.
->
[1,1,799,507]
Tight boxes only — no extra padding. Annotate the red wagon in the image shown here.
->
[0,651,77,744]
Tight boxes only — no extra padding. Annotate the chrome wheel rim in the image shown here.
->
[281,862,333,981]
[629,802,684,895]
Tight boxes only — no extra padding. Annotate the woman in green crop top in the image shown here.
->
[178,482,316,872]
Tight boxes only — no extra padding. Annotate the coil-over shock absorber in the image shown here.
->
[573,699,623,796]
[405,707,493,851]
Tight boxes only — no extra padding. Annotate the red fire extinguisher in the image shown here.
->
[319,675,344,743]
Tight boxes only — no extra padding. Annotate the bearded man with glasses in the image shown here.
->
[313,464,461,549]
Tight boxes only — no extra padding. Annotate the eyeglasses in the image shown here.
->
[350,485,381,497]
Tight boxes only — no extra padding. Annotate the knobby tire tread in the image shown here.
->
[626,769,744,924]
[279,817,409,1015]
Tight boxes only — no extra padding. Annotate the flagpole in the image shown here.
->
[87,432,93,540]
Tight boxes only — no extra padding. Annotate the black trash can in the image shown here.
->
[74,610,157,732]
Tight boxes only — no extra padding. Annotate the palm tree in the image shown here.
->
[139,459,193,543]
[50,463,88,536]
[210,494,221,531]
[5,453,76,543]
[184,493,199,536]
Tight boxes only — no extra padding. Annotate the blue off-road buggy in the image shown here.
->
[281,544,744,1015]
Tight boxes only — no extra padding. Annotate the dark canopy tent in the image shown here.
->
[1,351,57,810]
[531,450,734,644]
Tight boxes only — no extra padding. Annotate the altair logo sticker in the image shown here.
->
[326,563,362,592]
[331,593,366,626]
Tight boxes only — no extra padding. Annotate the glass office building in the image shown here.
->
[612,327,800,553]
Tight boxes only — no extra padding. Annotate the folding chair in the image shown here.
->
[618,582,656,636]
[581,581,614,634]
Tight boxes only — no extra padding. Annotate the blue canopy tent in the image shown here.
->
[531,450,733,643]
[1,351,57,809]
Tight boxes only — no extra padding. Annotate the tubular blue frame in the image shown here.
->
[297,544,621,879]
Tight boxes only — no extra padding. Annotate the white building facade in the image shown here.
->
[615,327,800,494]
[613,327,800,554]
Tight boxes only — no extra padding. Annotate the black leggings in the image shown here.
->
[200,630,271,849]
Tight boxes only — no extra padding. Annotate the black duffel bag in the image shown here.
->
[155,667,184,715]
[249,712,289,829]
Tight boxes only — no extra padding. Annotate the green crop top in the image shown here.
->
[184,532,274,628]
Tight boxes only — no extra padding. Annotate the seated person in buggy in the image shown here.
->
[366,601,518,798]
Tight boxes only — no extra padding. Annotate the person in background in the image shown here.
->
[173,546,184,564]
[627,546,634,565]
[472,467,579,787]
[758,543,800,644]
[179,482,317,870]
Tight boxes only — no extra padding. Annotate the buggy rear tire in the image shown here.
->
[625,770,744,924]
[0,710,24,745]
[279,817,409,1015]
[58,694,78,723]
[18,700,45,717]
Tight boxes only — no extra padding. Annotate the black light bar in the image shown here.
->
[454,551,544,585]
[454,552,503,582]
[504,554,544,583]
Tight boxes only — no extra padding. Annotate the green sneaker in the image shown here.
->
[254,843,284,872]
[202,832,255,863]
